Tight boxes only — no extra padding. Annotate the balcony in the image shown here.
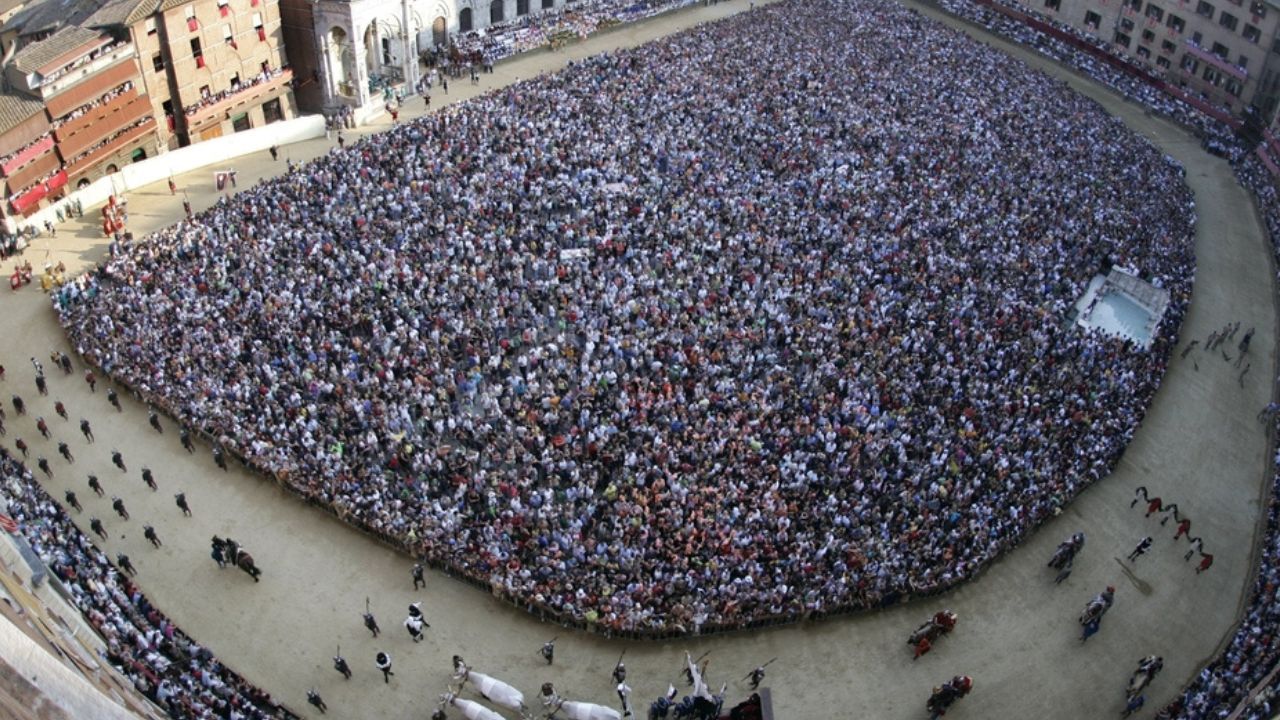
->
[1184,41,1248,81]
[45,61,139,119]
[1,135,55,178]
[63,117,156,180]
[5,150,61,195]
[55,93,150,159]
[54,87,139,143]
[40,43,135,99]
[185,68,291,133]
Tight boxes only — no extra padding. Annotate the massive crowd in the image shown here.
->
[930,1,1280,716]
[0,448,292,719]
[51,0,1197,635]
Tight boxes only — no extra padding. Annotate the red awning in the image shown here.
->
[45,169,67,192]
[10,183,47,213]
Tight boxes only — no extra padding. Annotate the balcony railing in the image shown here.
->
[185,68,291,132]
[55,93,149,159]
[1184,40,1248,81]
[1,135,55,177]
[54,88,139,144]
[63,117,155,179]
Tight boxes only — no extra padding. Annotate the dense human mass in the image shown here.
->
[0,448,292,719]
[926,3,1280,716]
[53,0,1195,633]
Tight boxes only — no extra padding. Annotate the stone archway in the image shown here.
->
[363,22,380,75]
[433,16,447,47]
[328,26,351,88]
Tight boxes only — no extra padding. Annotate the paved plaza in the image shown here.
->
[0,1,1275,718]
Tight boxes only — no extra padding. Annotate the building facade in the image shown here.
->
[1014,0,1280,116]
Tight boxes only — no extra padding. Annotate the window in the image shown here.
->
[542,0,553,7]
[223,24,234,43]
[1239,54,1249,68]
[1196,1,1214,18]
[1146,4,1163,21]
[1245,24,1261,43]
[517,0,528,15]
[232,112,251,132]
[130,148,146,161]
[191,37,204,68]
[229,72,240,89]
[1137,45,1151,59]
[263,97,282,123]
[218,0,229,15]
[1168,14,1185,32]
[1157,55,1172,68]
[1124,0,1141,10]
[145,17,157,35]
[1212,40,1230,57]
[1226,78,1243,95]
[459,7,472,31]
[1162,39,1176,53]
[381,36,391,64]
[1120,17,1135,32]
[1115,31,1132,47]
[200,84,211,98]
[1192,30,1203,44]
[1085,10,1102,29]
[1251,0,1266,17]
[1220,11,1238,30]
[253,13,265,41]
[186,5,198,31]
[152,53,165,71]
[1204,66,1223,85]
[1142,29,1155,43]
[1182,54,1200,72]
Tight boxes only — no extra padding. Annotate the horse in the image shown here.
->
[540,683,622,720]
[233,547,261,582]
[440,689,506,720]
[1126,656,1162,699]
[908,611,958,647]
[452,661,528,717]
[1048,533,1085,570]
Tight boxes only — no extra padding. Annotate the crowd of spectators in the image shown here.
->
[930,0,1280,714]
[51,0,1197,635]
[0,447,293,719]
[449,0,700,62]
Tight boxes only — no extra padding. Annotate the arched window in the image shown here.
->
[489,0,504,24]
[459,6,472,31]
[517,0,528,15]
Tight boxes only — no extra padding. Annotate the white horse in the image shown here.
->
[540,683,622,720]
[453,661,528,715]
[440,689,507,720]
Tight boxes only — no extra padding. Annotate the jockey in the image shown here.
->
[932,610,957,631]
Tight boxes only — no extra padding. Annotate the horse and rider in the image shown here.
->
[1048,532,1085,571]
[1080,586,1115,642]
[926,675,972,719]
[211,536,262,581]
[909,610,958,660]
[1126,656,1163,700]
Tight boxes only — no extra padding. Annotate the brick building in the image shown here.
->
[1014,0,1280,117]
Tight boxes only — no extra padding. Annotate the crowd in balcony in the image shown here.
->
[40,40,126,88]
[64,115,153,170]
[449,0,699,62]
[0,448,294,719]
[54,0,1195,635]
[51,81,136,132]
[182,67,287,118]
[0,131,54,174]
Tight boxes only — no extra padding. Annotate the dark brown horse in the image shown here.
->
[233,547,261,582]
